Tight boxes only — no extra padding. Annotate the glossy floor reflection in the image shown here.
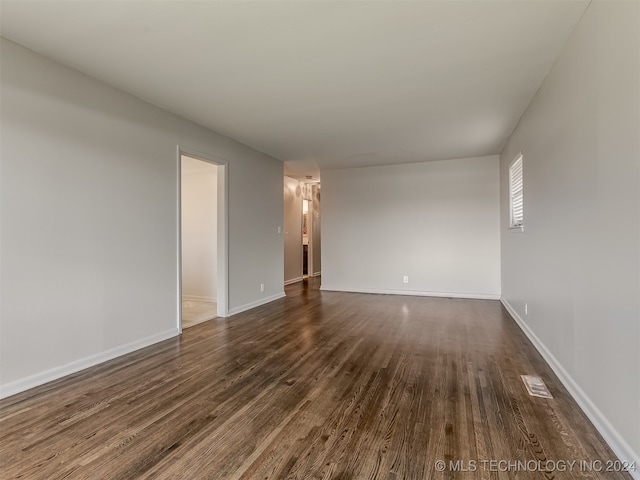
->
[0,277,629,480]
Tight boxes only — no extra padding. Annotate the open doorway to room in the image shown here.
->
[180,153,226,329]
[302,198,310,278]
[284,177,321,286]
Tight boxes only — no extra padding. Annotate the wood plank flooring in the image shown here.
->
[0,278,631,479]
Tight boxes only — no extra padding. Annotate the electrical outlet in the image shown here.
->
[277,226,281,234]
[403,276,409,284]
[525,303,528,315]
[260,283,265,292]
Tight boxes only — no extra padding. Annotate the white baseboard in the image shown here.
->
[311,271,322,278]
[0,328,180,400]
[227,292,286,316]
[182,294,216,303]
[501,299,640,480]
[320,286,500,300]
[284,277,303,286]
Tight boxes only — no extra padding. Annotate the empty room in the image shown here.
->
[0,1,638,479]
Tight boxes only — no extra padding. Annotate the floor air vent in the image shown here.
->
[521,375,553,399]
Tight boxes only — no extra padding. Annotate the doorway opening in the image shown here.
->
[302,199,310,278]
[283,178,320,286]
[178,151,228,330]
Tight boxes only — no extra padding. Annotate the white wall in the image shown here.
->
[311,185,321,276]
[500,1,639,470]
[0,38,284,397]
[321,156,500,298]
[284,176,303,284]
[181,156,217,302]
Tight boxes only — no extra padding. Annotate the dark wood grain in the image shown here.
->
[0,278,632,479]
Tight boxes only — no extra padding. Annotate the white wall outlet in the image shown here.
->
[524,303,528,315]
[403,276,409,284]
[260,283,265,292]
[277,226,281,234]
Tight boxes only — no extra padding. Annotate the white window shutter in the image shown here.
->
[509,154,524,228]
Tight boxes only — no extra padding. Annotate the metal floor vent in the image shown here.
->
[521,375,553,399]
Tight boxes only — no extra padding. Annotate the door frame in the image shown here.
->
[177,146,229,332]
[302,197,311,278]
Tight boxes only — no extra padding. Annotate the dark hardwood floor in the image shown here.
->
[0,278,631,479]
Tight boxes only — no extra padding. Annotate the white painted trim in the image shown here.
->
[284,276,303,286]
[320,286,500,300]
[227,292,286,317]
[311,271,322,278]
[0,328,179,400]
[501,299,640,479]
[217,161,229,318]
[182,295,216,303]
[176,146,183,334]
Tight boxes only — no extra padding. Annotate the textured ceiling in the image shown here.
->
[0,1,589,180]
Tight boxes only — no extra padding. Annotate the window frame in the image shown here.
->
[508,152,524,231]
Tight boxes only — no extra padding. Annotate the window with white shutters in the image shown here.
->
[509,153,524,229]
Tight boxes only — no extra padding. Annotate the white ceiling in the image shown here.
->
[0,1,589,181]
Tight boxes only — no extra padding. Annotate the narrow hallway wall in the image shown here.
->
[181,156,217,302]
